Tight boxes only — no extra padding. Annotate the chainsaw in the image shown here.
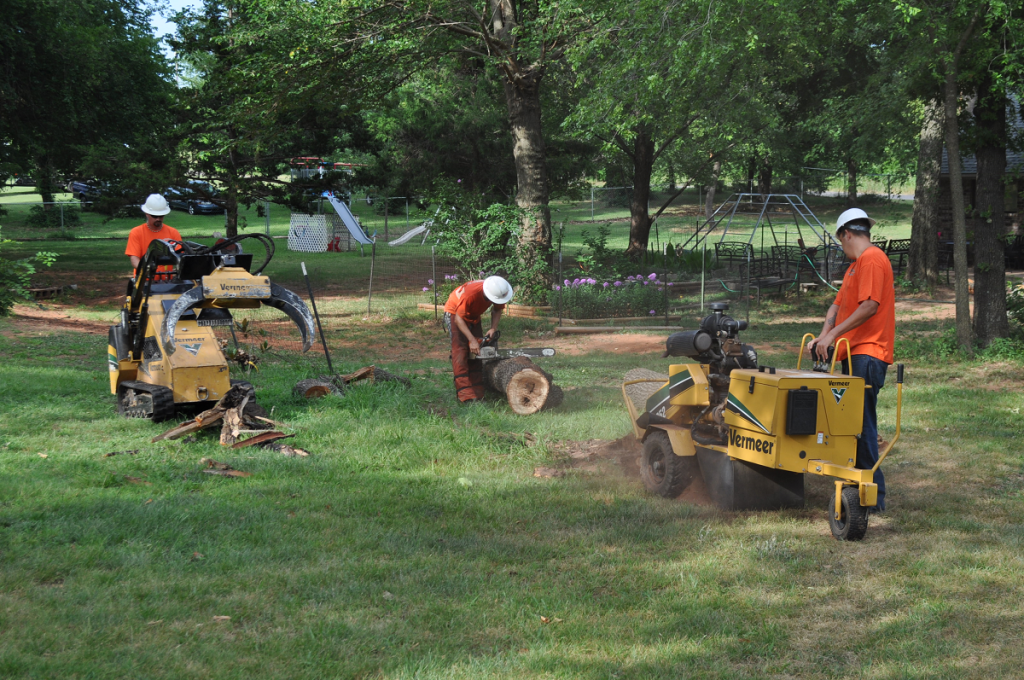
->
[476,331,555,361]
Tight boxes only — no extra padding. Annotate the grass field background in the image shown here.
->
[2,184,915,320]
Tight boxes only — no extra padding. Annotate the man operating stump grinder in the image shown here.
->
[443,276,514,403]
[808,208,896,513]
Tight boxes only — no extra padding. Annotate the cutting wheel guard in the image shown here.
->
[162,282,316,354]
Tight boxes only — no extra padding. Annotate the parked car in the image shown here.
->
[69,180,104,206]
[13,175,35,186]
[166,183,222,215]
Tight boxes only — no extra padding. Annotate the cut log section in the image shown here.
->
[483,356,561,415]
[292,366,411,399]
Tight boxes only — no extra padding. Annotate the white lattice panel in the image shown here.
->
[327,213,353,252]
[288,214,329,252]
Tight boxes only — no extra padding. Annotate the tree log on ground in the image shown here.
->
[483,357,561,415]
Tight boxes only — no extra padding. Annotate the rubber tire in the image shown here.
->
[829,486,869,541]
[641,431,699,499]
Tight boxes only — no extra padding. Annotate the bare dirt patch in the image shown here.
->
[545,333,666,357]
[7,305,111,336]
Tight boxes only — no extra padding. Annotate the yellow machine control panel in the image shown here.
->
[723,368,864,473]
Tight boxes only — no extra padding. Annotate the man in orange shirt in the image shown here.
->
[809,208,895,511]
[443,276,514,402]
[126,194,182,271]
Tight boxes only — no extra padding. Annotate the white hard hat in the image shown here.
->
[141,194,171,216]
[836,208,875,235]
[482,276,514,305]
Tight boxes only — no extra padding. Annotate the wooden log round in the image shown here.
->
[483,357,557,415]
[504,368,550,415]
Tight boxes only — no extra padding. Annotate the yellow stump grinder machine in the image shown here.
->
[108,234,316,421]
[622,302,903,540]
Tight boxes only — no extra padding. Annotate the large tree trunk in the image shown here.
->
[705,159,722,219]
[944,67,974,353]
[503,71,551,287]
[846,159,858,207]
[972,77,1010,346]
[625,127,655,258]
[483,356,562,415]
[33,157,56,206]
[225,144,240,238]
[908,98,944,287]
[757,161,772,200]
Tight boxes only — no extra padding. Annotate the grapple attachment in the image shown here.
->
[133,237,316,356]
[161,277,315,354]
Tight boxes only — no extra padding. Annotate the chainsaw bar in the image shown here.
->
[477,347,555,360]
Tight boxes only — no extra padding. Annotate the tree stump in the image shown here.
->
[483,356,560,415]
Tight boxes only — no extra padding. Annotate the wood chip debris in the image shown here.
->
[261,442,311,457]
[533,467,564,478]
[200,458,252,478]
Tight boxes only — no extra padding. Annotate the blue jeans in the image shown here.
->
[842,355,888,511]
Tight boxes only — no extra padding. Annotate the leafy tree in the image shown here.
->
[0,0,172,205]
[257,0,605,288]
[566,0,821,257]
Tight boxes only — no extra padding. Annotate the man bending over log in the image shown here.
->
[443,276,514,402]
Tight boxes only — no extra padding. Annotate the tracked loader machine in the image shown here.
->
[108,234,316,421]
[622,303,903,540]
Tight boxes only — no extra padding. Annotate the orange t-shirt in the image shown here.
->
[125,223,182,259]
[832,245,895,363]
[444,281,506,324]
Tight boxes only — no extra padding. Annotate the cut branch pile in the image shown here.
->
[483,357,563,415]
[152,384,288,447]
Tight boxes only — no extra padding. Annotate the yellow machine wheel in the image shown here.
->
[641,431,699,499]
[829,486,869,541]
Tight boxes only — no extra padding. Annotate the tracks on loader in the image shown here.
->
[117,381,175,422]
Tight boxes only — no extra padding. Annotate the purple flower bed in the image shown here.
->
[549,274,669,319]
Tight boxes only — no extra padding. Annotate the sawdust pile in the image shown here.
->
[551,434,644,477]
[548,432,713,506]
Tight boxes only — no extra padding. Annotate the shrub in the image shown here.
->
[0,227,58,316]
[431,181,548,304]
[27,203,82,229]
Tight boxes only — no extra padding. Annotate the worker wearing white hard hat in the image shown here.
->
[443,275,514,402]
[808,207,894,511]
[126,194,181,270]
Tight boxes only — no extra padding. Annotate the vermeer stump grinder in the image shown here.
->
[622,302,903,540]
[108,235,316,421]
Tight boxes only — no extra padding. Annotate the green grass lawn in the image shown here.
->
[1,290,1023,678]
